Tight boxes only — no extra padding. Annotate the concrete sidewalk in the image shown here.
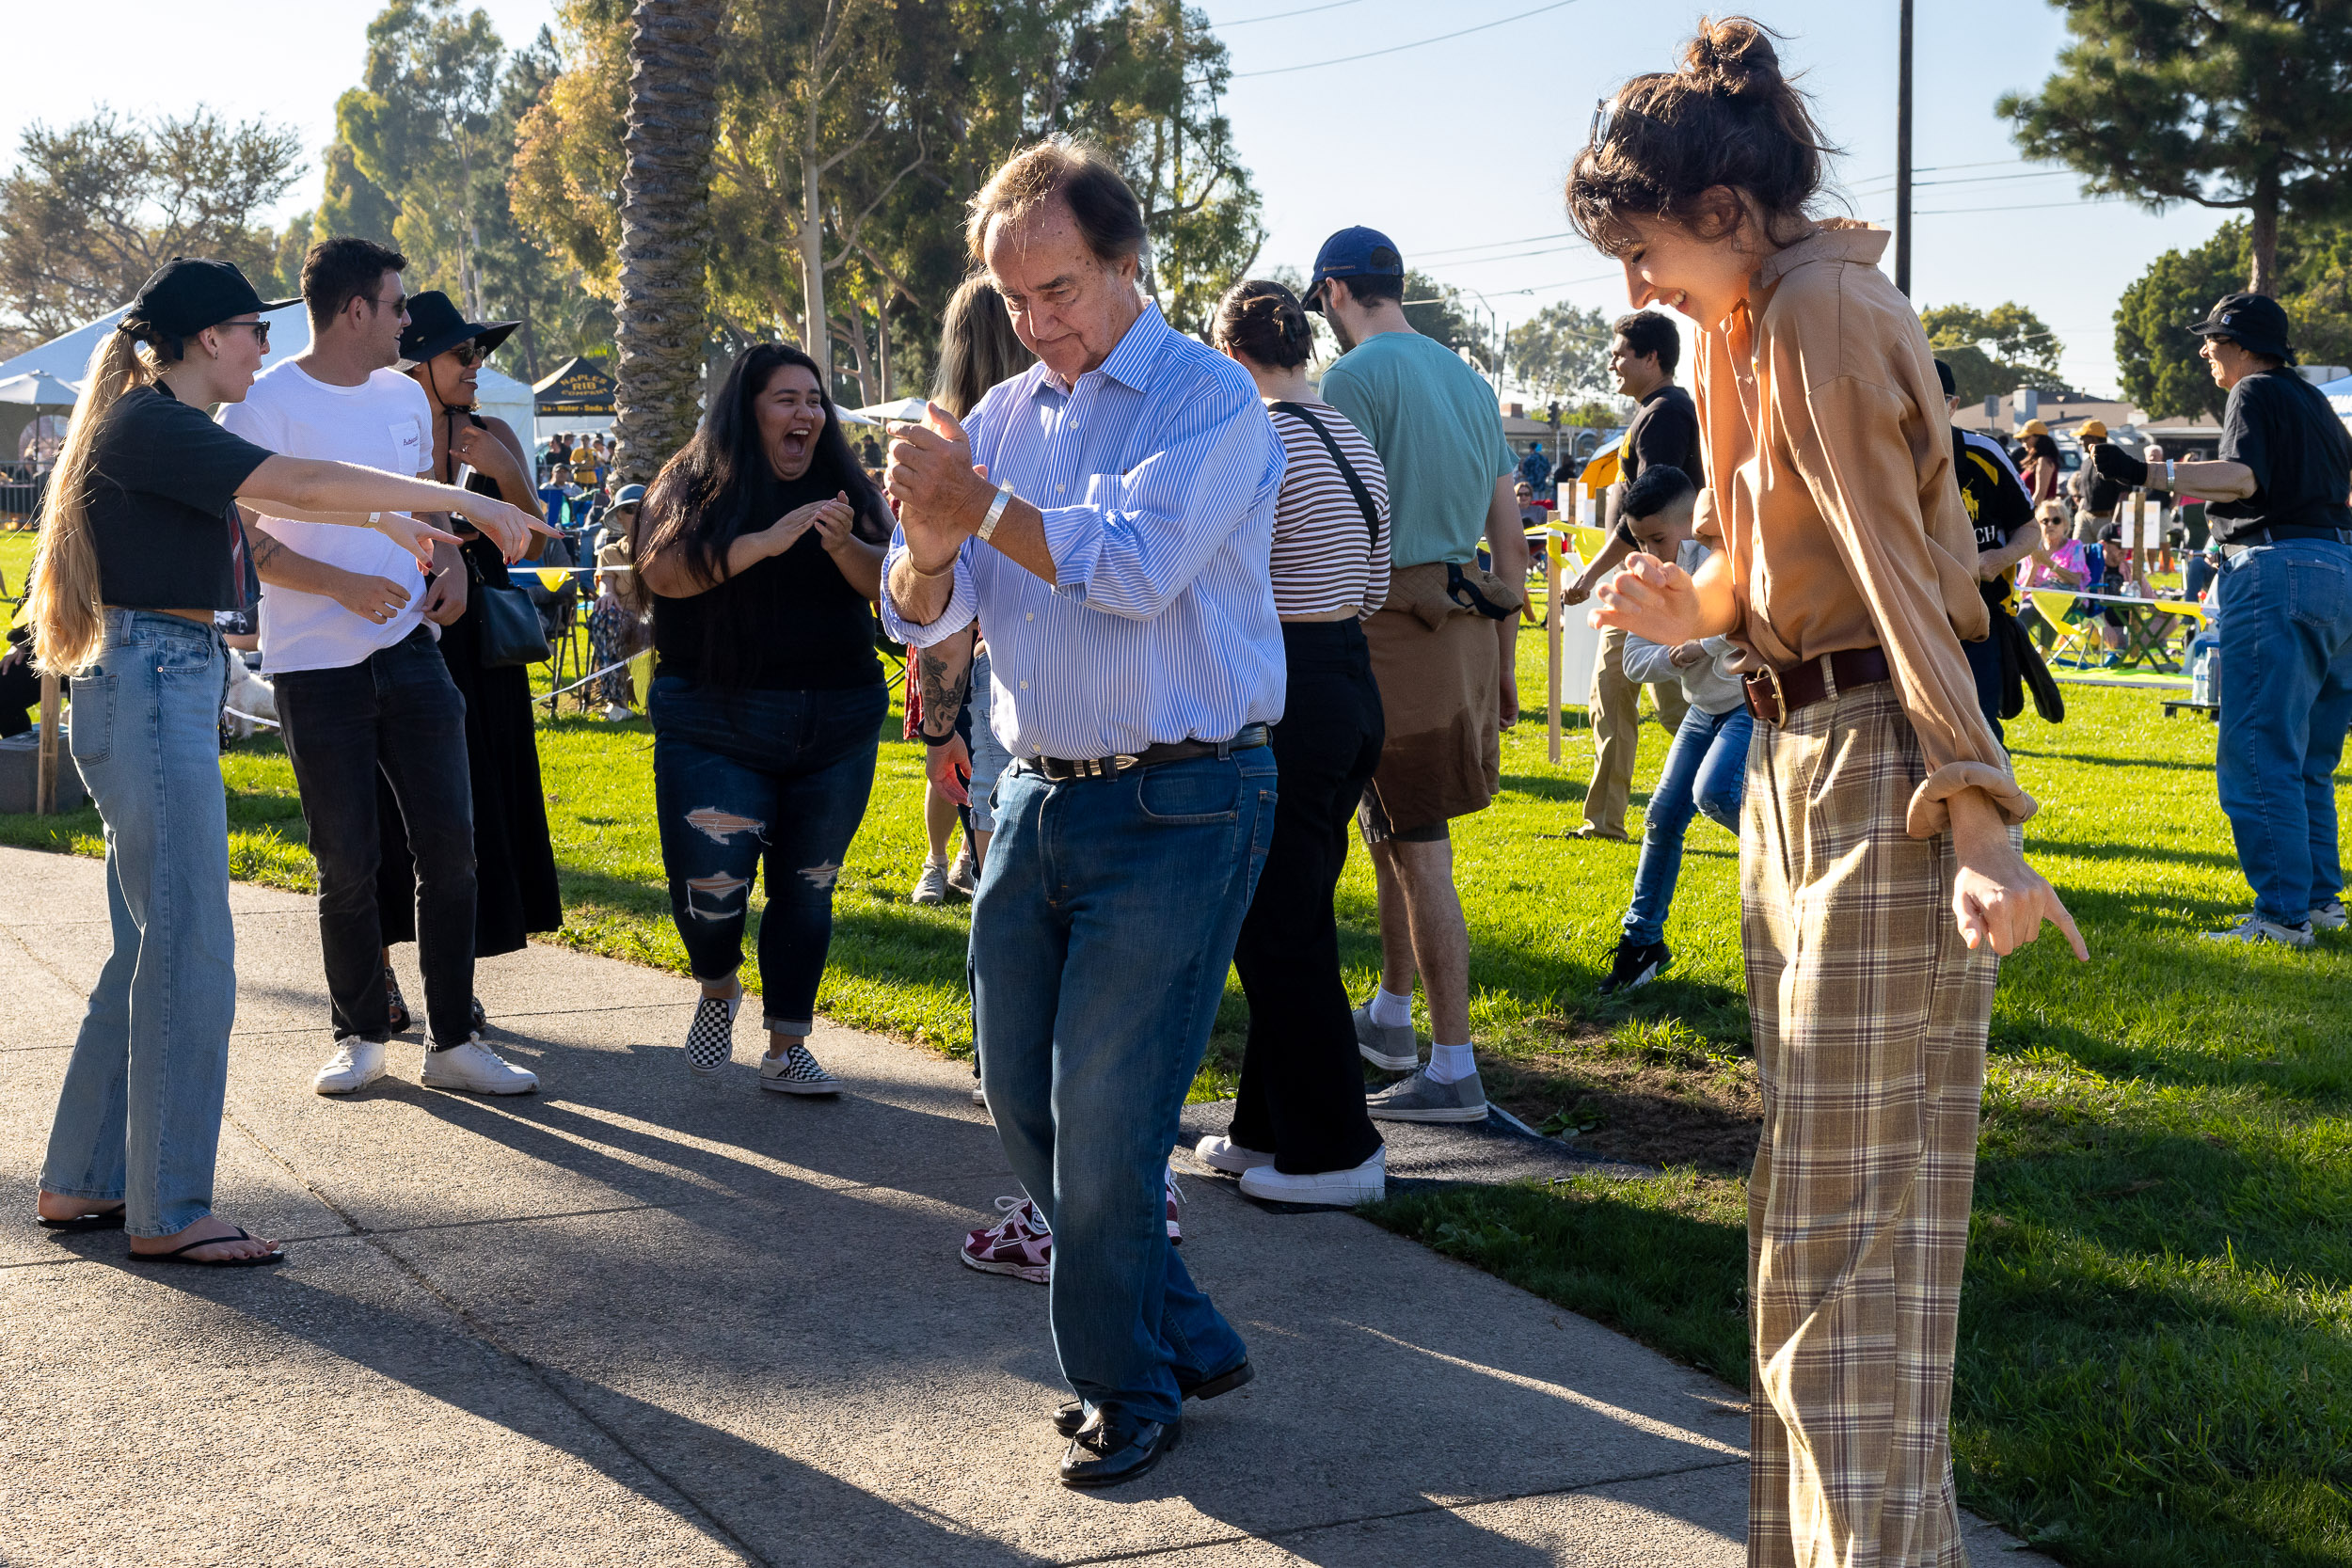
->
[1,845,2050,1567]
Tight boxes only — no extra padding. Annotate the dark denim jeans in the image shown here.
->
[2216,539,2352,924]
[976,747,1276,1424]
[1622,703,1752,947]
[1230,621,1385,1175]
[650,678,884,1032]
[275,628,477,1047]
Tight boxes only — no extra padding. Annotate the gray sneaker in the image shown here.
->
[2202,911,2315,948]
[2309,899,2346,931]
[1353,999,1420,1071]
[1366,1068,1486,1124]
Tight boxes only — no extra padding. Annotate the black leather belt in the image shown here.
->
[1017,723,1269,783]
[1742,646,1892,725]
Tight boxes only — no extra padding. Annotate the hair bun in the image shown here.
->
[1683,15,1782,102]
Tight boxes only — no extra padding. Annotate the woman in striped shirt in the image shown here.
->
[1195,279,1395,1207]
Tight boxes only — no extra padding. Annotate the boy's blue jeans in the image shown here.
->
[1622,703,1753,947]
[975,748,1276,1424]
[2216,539,2352,925]
[42,610,238,1238]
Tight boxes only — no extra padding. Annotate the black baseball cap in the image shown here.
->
[120,258,298,340]
[399,290,522,370]
[1934,358,1957,398]
[2186,293,2296,363]
[1306,226,1404,311]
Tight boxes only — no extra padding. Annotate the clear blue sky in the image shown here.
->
[12,0,2231,397]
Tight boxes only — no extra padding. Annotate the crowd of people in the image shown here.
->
[20,10,2350,1557]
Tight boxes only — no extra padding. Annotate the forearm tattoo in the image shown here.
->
[917,646,971,737]
[248,531,285,569]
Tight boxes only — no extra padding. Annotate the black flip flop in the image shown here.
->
[127,1226,285,1268]
[36,1204,126,1232]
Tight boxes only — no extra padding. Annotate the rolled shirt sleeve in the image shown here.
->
[1036,374,1279,619]
[877,528,977,649]
[1791,373,2033,834]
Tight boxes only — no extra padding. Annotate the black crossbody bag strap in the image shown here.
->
[1270,402,1381,550]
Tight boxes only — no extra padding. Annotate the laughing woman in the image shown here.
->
[1572,21,2087,1567]
[30,260,542,1265]
[631,343,890,1094]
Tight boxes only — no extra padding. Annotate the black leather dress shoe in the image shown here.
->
[1054,1357,1254,1438]
[1058,1405,1180,1489]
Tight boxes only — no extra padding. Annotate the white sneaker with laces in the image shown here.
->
[421,1036,540,1094]
[1193,1135,1275,1175]
[2309,899,2346,931]
[313,1038,388,1095]
[971,1082,988,1106]
[912,858,950,906]
[2201,911,2316,949]
[1239,1147,1387,1207]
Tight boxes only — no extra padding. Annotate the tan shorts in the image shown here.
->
[1356,603,1501,841]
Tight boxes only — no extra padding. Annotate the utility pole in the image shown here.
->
[1895,0,1915,297]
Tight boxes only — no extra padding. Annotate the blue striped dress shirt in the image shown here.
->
[881,301,1288,762]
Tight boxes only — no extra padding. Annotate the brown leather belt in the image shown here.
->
[1019,723,1270,783]
[1741,646,1892,725]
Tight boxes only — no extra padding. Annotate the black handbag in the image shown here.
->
[471,549,553,668]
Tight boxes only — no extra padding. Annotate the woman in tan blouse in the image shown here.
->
[1570,21,2085,1568]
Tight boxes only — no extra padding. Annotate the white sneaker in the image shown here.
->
[2201,911,2316,949]
[2310,899,2346,931]
[971,1082,988,1106]
[602,704,632,723]
[912,858,950,906]
[1193,1134,1275,1175]
[421,1035,540,1094]
[313,1038,388,1095]
[1240,1147,1387,1207]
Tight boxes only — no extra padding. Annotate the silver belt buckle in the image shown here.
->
[1763,662,1788,722]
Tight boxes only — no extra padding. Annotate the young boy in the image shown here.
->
[1597,465,1754,993]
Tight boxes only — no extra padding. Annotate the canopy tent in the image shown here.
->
[532,355,614,416]
[0,371,80,406]
[0,302,535,445]
[2319,372,2352,438]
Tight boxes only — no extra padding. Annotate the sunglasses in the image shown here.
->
[1588,95,1623,152]
[215,320,271,347]
[448,341,486,367]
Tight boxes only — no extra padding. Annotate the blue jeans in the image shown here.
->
[1621,703,1752,946]
[2216,539,2352,924]
[975,748,1276,1423]
[650,678,884,1032]
[41,610,237,1238]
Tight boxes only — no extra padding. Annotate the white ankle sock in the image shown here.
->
[1368,988,1415,1030]
[1424,1042,1476,1084]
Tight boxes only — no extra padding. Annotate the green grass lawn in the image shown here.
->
[5,601,2348,1566]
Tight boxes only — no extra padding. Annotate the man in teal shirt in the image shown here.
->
[1310,226,1526,1125]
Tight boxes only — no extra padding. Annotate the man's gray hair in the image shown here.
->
[966,136,1148,267]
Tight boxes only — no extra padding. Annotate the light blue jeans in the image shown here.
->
[975,748,1276,1424]
[1622,703,1752,947]
[41,610,238,1238]
[2216,538,2352,925]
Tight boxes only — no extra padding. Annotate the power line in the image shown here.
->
[1213,0,1373,24]
[1909,197,2129,215]
[1232,0,1586,77]
[1411,230,1582,261]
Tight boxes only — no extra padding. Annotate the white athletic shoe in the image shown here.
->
[1193,1134,1275,1175]
[421,1036,540,1094]
[602,704,632,723]
[2309,899,2346,931]
[2201,911,2316,949]
[912,859,950,906]
[1239,1147,1388,1208]
[313,1038,388,1095]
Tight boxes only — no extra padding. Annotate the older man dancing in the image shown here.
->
[882,138,1284,1488]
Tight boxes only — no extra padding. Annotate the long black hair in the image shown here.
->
[635,342,889,579]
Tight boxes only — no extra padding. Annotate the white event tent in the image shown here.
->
[0,301,534,453]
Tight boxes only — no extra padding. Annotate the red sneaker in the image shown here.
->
[961,1196,1051,1284]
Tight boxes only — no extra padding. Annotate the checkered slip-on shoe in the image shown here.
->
[758,1040,842,1095]
[961,1195,1052,1283]
[684,990,741,1075]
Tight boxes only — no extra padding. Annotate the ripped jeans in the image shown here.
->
[650,677,885,1033]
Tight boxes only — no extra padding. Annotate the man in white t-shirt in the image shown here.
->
[220,237,536,1098]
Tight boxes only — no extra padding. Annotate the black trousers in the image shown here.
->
[1230,620,1387,1175]
[275,628,478,1047]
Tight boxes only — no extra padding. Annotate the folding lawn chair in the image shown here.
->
[2030,589,2107,670]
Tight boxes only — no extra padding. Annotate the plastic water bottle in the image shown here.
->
[2189,641,2212,705]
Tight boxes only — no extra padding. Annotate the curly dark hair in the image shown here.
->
[1214,279,1314,371]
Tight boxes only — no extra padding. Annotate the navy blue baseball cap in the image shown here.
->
[2187,293,2296,363]
[1307,226,1405,310]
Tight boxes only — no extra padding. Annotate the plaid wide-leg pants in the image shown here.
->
[1740,681,2001,1568]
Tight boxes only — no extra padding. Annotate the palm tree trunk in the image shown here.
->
[612,0,724,486]
[2249,171,2280,298]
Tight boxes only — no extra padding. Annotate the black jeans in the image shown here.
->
[650,677,885,1031]
[1230,620,1387,1175]
[275,628,478,1047]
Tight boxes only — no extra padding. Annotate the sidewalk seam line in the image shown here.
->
[220,1109,775,1568]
